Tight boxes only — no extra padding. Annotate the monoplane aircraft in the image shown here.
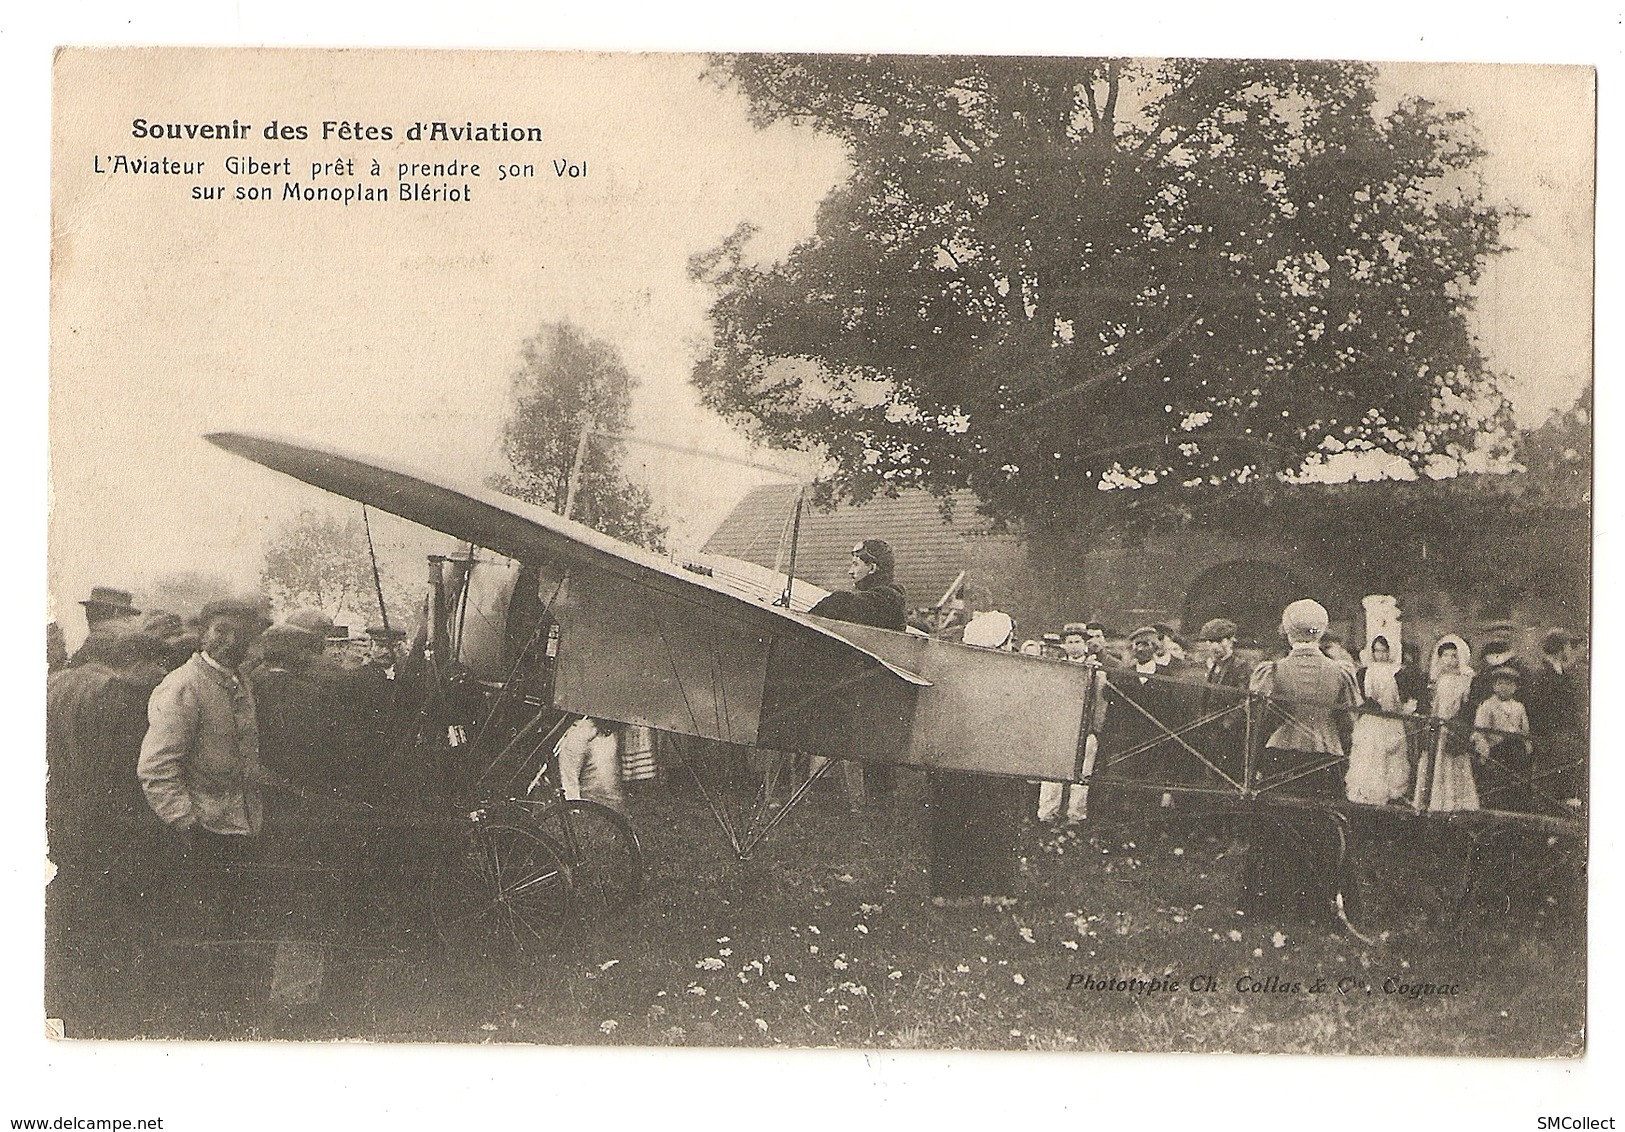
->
[208,432,1586,942]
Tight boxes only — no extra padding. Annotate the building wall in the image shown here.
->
[964,525,1586,659]
[705,484,1589,660]
[964,528,1360,646]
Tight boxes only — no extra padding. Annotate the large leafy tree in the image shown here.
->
[490,321,667,551]
[692,56,1517,527]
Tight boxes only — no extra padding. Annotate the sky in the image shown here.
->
[49,49,849,629]
[46,51,1594,637]
[12,4,1623,1129]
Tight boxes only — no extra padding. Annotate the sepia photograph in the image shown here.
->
[26,11,1614,1125]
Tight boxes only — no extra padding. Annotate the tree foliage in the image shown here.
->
[692,56,1517,528]
[260,509,375,616]
[260,509,428,630]
[489,321,668,551]
[1515,382,1591,508]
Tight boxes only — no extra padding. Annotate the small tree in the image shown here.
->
[260,509,374,616]
[490,321,668,551]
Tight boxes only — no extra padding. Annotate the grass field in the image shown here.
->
[61,766,1584,1053]
[322,769,1585,1055]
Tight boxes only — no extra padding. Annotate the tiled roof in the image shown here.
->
[703,485,982,608]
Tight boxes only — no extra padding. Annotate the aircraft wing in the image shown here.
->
[207,431,926,760]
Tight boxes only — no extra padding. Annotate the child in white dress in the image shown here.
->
[1346,636,1412,804]
[1422,636,1479,811]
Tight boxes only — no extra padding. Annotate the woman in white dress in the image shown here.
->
[1345,636,1412,804]
[1420,635,1479,811]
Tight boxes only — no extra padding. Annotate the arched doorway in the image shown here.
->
[1181,559,1319,649]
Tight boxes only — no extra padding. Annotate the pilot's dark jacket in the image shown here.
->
[807,575,907,632]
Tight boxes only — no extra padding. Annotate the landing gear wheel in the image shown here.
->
[528,800,644,915]
[430,815,573,955]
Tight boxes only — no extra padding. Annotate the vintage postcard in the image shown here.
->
[42,39,1598,1106]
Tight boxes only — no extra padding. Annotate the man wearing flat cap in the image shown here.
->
[138,597,268,1011]
[1523,628,1587,810]
[1241,598,1361,923]
[268,607,352,697]
[348,624,413,779]
[1097,626,1183,806]
[1197,618,1252,786]
[1199,619,1248,687]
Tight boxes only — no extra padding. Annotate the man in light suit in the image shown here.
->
[138,597,268,1015]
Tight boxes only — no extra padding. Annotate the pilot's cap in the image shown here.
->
[1280,599,1329,637]
[851,539,895,575]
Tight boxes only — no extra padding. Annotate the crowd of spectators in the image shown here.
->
[45,566,1590,1028]
[46,587,415,1035]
